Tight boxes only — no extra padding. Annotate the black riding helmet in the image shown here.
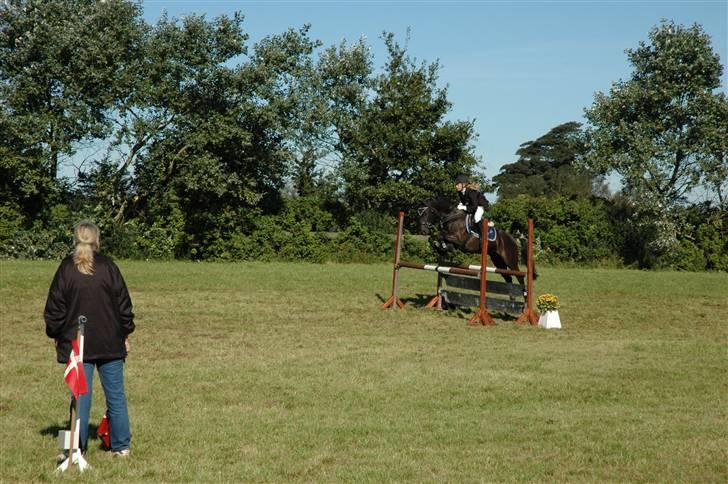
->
[455,174,468,184]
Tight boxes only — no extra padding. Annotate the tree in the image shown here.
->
[493,122,596,199]
[339,32,480,213]
[583,20,727,212]
[287,37,373,198]
[0,0,146,220]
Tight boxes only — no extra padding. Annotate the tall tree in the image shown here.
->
[0,0,145,220]
[123,11,250,215]
[339,32,479,213]
[493,122,595,199]
[285,37,373,198]
[583,20,727,211]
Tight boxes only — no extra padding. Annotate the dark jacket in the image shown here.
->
[44,254,135,363]
[458,188,490,215]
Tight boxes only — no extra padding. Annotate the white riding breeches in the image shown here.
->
[474,206,484,223]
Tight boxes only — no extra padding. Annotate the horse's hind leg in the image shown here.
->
[489,251,513,285]
[500,238,526,286]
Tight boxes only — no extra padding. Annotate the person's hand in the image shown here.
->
[457,203,466,211]
[125,338,131,353]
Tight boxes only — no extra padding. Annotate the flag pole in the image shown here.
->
[57,316,90,473]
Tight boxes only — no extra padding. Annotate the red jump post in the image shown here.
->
[468,219,496,326]
[515,218,539,325]
[382,211,405,309]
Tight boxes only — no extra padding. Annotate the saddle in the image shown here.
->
[465,214,496,242]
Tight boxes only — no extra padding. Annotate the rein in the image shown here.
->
[441,210,464,224]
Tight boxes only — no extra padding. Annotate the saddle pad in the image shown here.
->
[488,226,496,242]
[466,214,497,242]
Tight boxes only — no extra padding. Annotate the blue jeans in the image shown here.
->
[75,359,131,452]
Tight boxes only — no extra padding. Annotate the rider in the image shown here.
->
[455,174,493,232]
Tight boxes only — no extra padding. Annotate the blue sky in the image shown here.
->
[140,0,727,182]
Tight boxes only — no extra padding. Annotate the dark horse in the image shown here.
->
[418,197,536,285]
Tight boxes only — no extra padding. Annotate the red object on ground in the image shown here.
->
[97,414,111,449]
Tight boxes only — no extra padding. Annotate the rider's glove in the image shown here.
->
[457,203,466,211]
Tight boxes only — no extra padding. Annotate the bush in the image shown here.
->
[134,221,180,260]
[696,213,728,271]
[333,218,391,263]
[654,239,707,271]
[400,235,437,263]
[0,204,25,245]
[492,195,618,263]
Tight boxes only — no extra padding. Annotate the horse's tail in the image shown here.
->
[520,235,538,280]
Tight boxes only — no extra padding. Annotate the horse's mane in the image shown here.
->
[426,196,457,214]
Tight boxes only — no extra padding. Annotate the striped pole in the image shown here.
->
[398,261,526,278]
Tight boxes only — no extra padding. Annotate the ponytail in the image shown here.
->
[73,221,100,275]
[466,182,481,191]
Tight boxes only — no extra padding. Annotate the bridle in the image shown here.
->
[418,206,440,233]
[420,205,460,233]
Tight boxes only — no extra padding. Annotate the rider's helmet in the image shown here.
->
[455,174,468,185]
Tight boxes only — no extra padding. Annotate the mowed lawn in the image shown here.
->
[0,260,726,482]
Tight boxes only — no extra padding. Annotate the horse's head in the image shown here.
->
[418,203,437,235]
[418,197,455,235]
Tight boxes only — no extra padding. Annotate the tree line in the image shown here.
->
[1,1,726,270]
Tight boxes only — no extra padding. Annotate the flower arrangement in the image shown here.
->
[537,293,560,313]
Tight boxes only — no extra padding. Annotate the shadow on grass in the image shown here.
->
[376,292,521,323]
[375,292,438,308]
[40,423,101,441]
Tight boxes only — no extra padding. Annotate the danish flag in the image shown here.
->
[64,340,88,399]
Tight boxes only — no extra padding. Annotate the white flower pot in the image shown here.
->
[538,310,561,329]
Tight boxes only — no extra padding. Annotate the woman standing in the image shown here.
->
[44,221,135,457]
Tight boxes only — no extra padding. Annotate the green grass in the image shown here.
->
[1,260,726,482]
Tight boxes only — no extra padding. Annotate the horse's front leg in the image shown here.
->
[430,236,450,262]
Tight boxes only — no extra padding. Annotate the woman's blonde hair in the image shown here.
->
[73,221,100,275]
[466,182,480,191]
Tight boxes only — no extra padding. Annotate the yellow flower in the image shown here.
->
[537,293,560,312]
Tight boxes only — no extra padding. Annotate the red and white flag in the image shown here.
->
[64,340,88,399]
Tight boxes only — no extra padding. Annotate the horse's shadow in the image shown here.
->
[376,292,521,323]
[375,293,433,307]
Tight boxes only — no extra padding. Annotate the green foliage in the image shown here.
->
[0,204,74,259]
[493,195,617,263]
[0,204,24,244]
[332,217,391,262]
[134,216,184,260]
[339,32,480,214]
[0,0,146,215]
[654,239,707,271]
[494,122,595,199]
[399,234,438,263]
[1,10,725,272]
[583,20,726,211]
[241,214,330,263]
[355,210,396,235]
[696,214,728,271]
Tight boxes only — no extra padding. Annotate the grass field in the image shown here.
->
[0,260,726,482]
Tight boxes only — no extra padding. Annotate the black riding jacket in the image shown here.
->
[44,254,135,363]
[458,188,490,215]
